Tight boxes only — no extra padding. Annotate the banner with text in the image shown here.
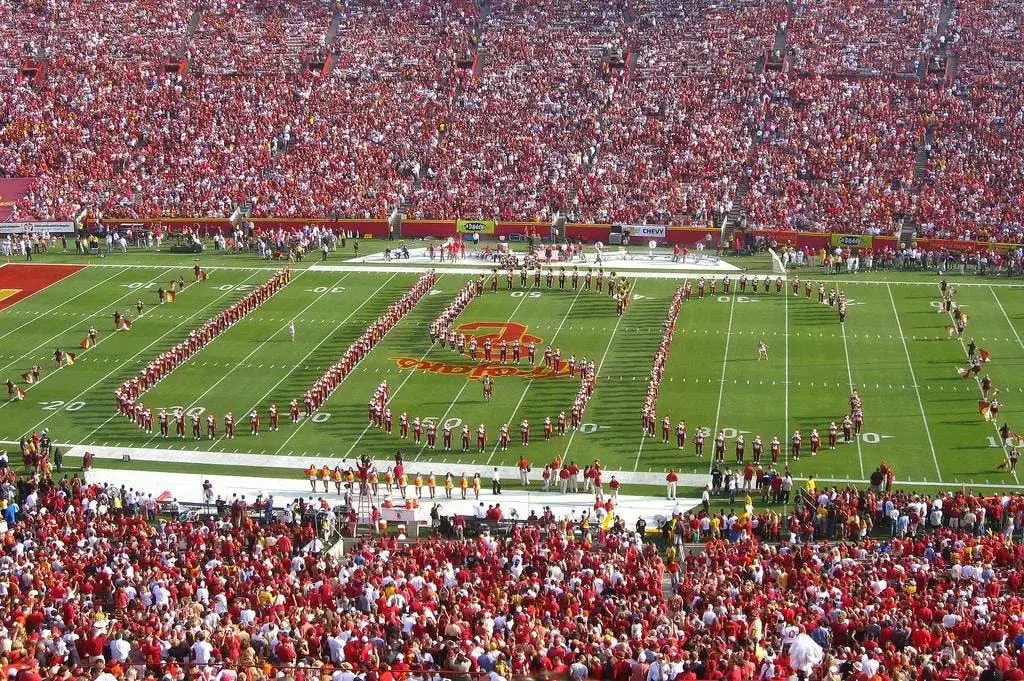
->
[830,233,873,249]
[0,221,75,235]
[627,224,667,239]
[456,219,496,235]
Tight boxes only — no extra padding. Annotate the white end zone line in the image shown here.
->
[886,283,943,482]
[0,265,131,360]
[560,282,638,462]
[0,267,180,409]
[70,271,267,442]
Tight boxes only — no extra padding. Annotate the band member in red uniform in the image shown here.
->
[499,340,508,363]
[175,409,186,438]
[476,423,487,452]
[499,423,510,451]
[206,414,217,439]
[694,428,705,457]
[412,417,423,445]
[558,411,567,436]
[289,399,300,423]
[426,421,437,448]
[735,435,745,463]
[224,412,234,439]
[828,421,838,449]
[269,403,279,431]
[159,409,169,437]
[461,425,471,452]
[482,375,494,402]
[544,417,553,441]
[483,339,492,362]
[714,430,726,462]
[842,415,853,443]
[399,412,409,439]
[250,410,260,435]
[676,421,686,449]
[752,435,763,464]
[192,413,202,440]
[520,419,530,446]
[809,428,820,455]
[443,423,453,451]
[791,429,802,461]
[770,436,781,464]
[662,416,671,444]
[568,355,576,377]
[512,340,521,363]
[527,342,537,364]
[384,408,393,434]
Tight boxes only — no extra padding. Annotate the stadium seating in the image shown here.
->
[0,0,1022,241]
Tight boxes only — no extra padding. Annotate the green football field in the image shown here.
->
[1,247,1023,491]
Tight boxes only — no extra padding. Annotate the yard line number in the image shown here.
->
[39,400,86,412]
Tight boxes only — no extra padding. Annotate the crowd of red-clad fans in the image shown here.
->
[7,458,1024,681]
[0,0,1022,241]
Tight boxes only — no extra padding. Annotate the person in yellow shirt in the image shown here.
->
[471,473,481,499]
[710,515,721,539]
[427,472,436,499]
[804,475,817,495]
[459,473,468,499]
[444,473,454,499]
[414,473,423,499]
[332,466,344,495]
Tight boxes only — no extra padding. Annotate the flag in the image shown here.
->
[980,400,992,421]
[80,337,91,350]
[64,353,76,366]
[199,270,208,281]
[21,372,34,384]
[979,349,991,363]
[118,318,133,331]
[962,313,970,326]
[945,325,956,337]
[165,290,175,303]
[957,366,972,378]
[15,388,25,401]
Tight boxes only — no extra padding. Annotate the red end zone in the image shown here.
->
[0,263,85,312]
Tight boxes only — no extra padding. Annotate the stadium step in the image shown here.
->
[662,572,674,601]
[913,126,934,186]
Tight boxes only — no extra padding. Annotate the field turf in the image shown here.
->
[1,249,1023,492]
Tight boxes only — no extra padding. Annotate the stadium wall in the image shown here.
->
[85,217,1018,253]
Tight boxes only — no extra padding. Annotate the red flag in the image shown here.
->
[15,388,25,401]
[979,349,991,363]
[64,352,76,366]
[980,400,992,421]
[80,337,91,350]
[119,318,133,331]
[957,367,972,379]
[21,372,34,384]
[199,270,208,281]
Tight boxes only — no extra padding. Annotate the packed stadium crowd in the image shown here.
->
[6,453,1024,681]
[0,0,1022,243]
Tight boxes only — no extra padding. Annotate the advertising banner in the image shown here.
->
[830,233,873,249]
[456,219,496,235]
[0,221,75,234]
[627,224,667,239]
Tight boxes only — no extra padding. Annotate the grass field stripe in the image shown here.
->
[0,267,181,408]
[946,289,1018,482]
[633,279,687,471]
[67,271,267,442]
[709,290,738,474]
[886,283,942,482]
[784,281,790,448]
[837,285,865,478]
[138,269,320,447]
[989,286,1024,353]
[560,281,637,462]
[412,285,537,463]
[483,284,588,465]
[207,273,361,448]
[276,273,413,457]
[0,267,134,370]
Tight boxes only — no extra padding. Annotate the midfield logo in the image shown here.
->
[391,321,570,381]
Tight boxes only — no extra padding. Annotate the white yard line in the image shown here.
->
[223,273,396,451]
[294,274,447,458]
[412,288,537,463]
[633,279,687,471]
[886,283,943,482]
[560,282,638,461]
[0,267,182,410]
[784,284,790,446]
[837,286,866,479]
[36,271,266,440]
[140,269,348,447]
[989,286,1024,353]
[949,288,1019,482]
[483,284,588,465]
[0,267,135,371]
[708,290,738,474]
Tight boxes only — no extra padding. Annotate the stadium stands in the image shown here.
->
[0,0,1021,241]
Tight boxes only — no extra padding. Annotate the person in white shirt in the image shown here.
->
[191,633,214,664]
[109,633,131,663]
